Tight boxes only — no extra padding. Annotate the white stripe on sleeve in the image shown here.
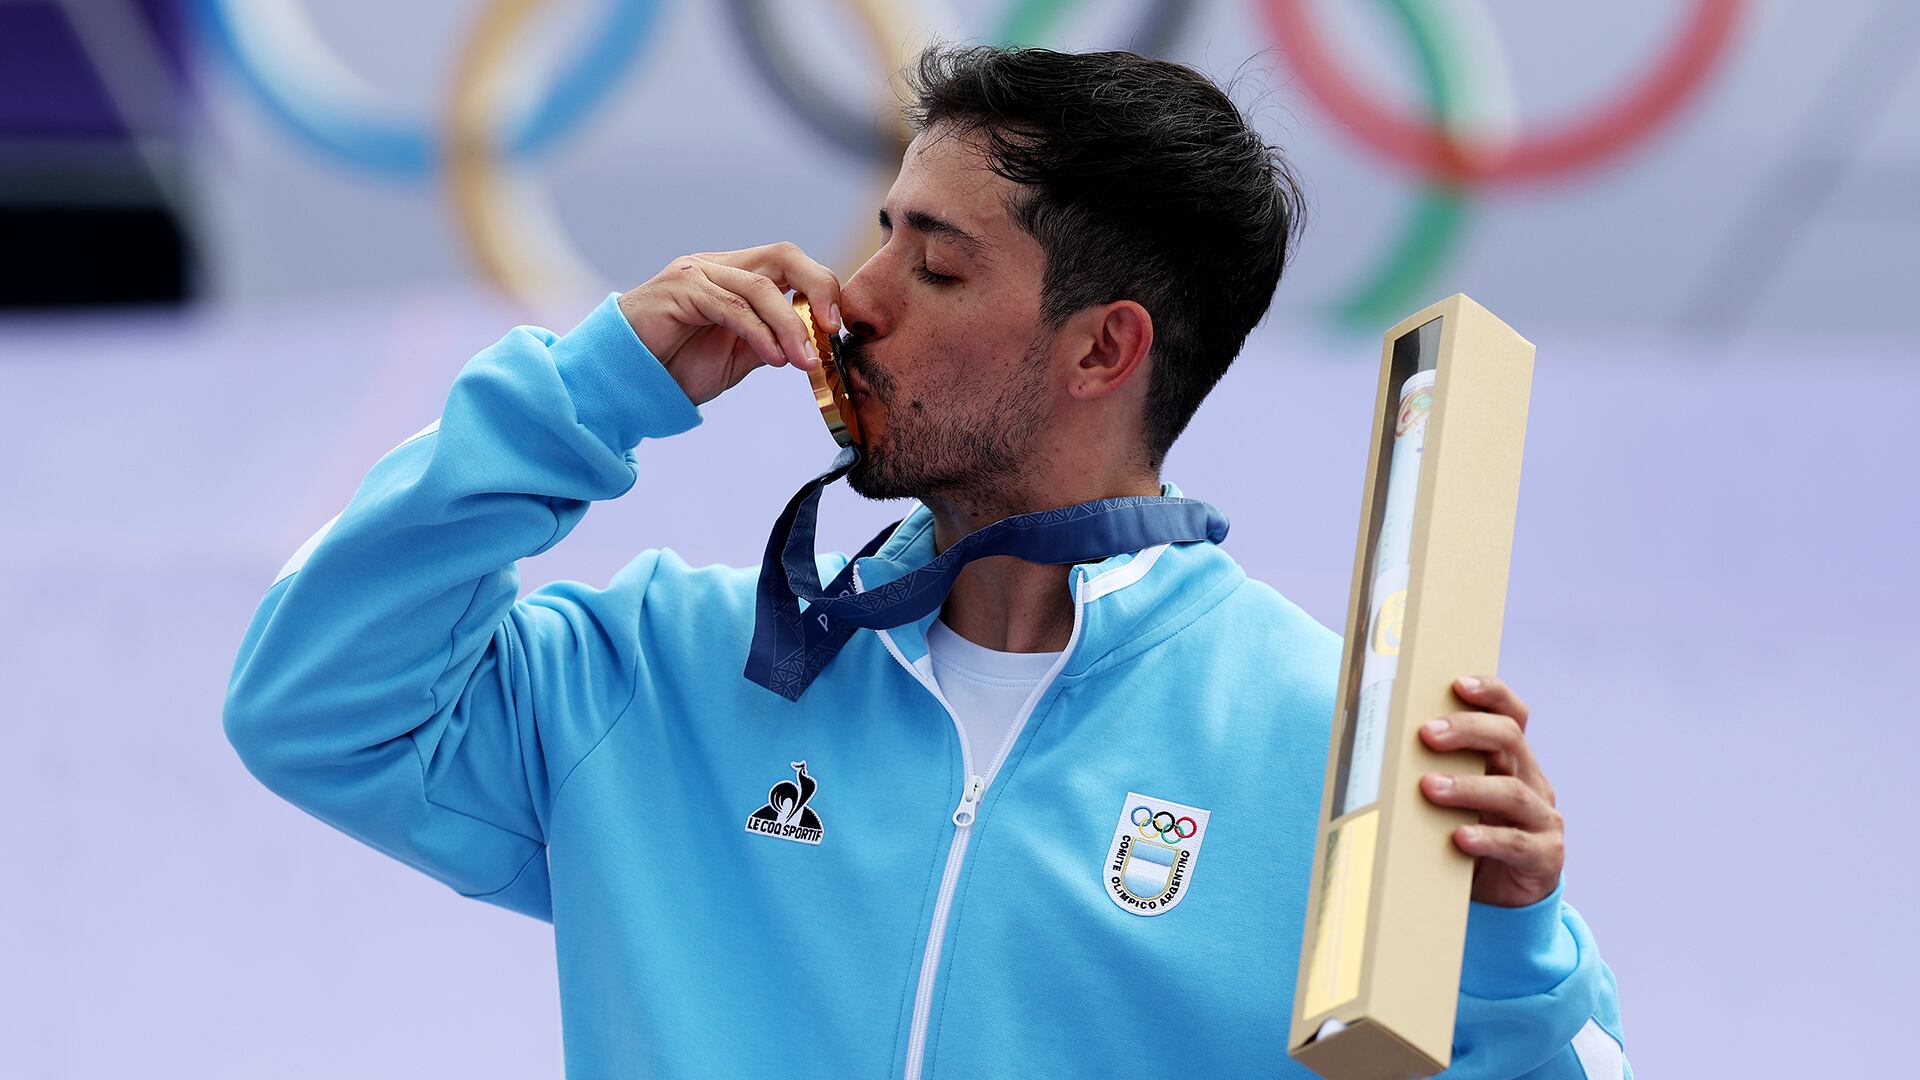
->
[1571,1017,1625,1080]
[272,419,441,585]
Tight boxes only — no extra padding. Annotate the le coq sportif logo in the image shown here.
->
[746,761,824,846]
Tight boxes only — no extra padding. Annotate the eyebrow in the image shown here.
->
[877,206,990,259]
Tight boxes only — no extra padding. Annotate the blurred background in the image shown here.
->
[1,1,1911,1076]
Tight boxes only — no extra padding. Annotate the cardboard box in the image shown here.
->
[1288,294,1536,1079]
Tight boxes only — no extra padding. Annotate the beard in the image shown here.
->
[838,333,1051,511]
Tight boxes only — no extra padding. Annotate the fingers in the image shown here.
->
[1451,822,1564,883]
[1421,773,1559,831]
[694,258,817,370]
[1453,674,1528,730]
[699,240,843,338]
[1419,710,1551,800]
[674,261,788,370]
[771,242,844,335]
[1425,675,1566,905]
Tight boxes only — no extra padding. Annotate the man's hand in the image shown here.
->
[618,242,843,407]
[1417,674,1564,908]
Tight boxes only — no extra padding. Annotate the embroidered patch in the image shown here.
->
[745,760,824,845]
[1104,791,1211,916]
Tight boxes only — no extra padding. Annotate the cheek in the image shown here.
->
[891,311,1034,412]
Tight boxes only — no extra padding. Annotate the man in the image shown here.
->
[225,45,1624,1079]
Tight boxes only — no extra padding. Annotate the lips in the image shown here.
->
[843,365,873,400]
[836,336,878,406]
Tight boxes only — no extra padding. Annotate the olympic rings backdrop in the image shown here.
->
[7,6,1919,1080]
[167,0,1904,338]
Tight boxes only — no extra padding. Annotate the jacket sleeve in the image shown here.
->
[222,293,702,922]
[1444,879,1630,1079]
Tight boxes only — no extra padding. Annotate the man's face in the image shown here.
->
[836,127,1055,507]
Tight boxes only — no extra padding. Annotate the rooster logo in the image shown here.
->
[745,761,824,845]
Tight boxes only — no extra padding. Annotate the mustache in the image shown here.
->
[834,336,892,396]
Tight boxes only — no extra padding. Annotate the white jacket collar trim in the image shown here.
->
[1082,542,1170,602]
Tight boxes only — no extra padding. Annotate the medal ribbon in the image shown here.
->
[746,448,1230,701]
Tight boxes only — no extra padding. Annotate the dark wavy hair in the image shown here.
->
[902,44,1306,470]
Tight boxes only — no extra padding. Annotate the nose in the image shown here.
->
[837,249,893,341]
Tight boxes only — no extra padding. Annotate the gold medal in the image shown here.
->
[793,295,862,449]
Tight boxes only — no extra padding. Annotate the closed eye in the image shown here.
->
[915,264,957,286]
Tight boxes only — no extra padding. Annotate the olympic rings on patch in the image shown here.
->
[1132,806,1197,844]
[1259,0,1743,186]
[195,0,664,176]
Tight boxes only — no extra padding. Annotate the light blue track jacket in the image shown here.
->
[224,295,1628,1079]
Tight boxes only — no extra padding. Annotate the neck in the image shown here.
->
[924,473,1162,653]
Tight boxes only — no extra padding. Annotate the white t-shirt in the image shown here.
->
[925,618,1063,772]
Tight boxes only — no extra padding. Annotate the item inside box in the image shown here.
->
[1332,316,1441,817]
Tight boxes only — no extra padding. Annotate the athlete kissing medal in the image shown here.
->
[744,295,1233,702]
[793,295,861,449]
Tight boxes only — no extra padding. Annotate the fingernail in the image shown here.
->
[829,303,841,330]
[1428,774,1453,793]
[1423,718,1449,735]
[1461,826,1482,843]
[1458,676,1482,691]
[804,339,820,364]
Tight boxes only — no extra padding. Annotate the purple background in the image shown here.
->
[0,0,185,138]
[2,292,1911,1076]
[4,0,1917,1074]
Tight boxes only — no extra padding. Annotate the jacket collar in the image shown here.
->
[849,481,1245,679]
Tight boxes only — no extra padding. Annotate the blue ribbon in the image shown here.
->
[745,448,1230,701]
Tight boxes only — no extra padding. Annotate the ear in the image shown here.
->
[1064,300,1153,402]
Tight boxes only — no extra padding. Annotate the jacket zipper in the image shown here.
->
[854,564,1091,1080]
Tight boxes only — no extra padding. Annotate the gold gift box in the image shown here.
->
[1289,294,1536,1079]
